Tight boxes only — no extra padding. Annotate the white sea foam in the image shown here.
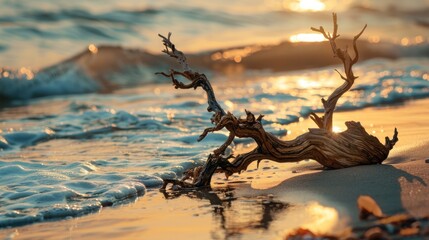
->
[0,160,159,227]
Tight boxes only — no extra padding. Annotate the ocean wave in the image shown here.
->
[1,40,428,101]
[0,160,156,228]
[0,107,182,151]
[0,144,206,228]
[212,58,429,128]
[1,8,159,24]
[343,72,429,109]
[0,63,101,100]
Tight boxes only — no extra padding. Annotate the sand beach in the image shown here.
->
[2,98,428,240]
[1,0,429,239]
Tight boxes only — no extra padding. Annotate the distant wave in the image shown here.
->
[0,46,167,100]
[1,3,427,25]
[1,39,428,101]
[0,8,159,24]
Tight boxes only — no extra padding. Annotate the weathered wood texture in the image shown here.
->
[157,14,398,189]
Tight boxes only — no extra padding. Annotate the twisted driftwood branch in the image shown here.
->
[310,13,367,132]
[156,33,225,119]
[157,14,398,189]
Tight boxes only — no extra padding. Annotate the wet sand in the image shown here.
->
[1,98,428,240]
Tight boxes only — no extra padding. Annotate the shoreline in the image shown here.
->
[1,98,429,239]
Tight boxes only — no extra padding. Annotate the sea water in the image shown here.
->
[0,0,428,228]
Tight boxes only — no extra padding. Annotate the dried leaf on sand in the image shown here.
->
[357,195,384,220]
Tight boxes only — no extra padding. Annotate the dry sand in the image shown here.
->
[1,98,428,240]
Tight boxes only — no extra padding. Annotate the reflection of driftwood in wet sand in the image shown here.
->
[157,13,398,188]
[161,187,287,238]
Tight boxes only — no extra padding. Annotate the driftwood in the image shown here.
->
[157,14,398,189]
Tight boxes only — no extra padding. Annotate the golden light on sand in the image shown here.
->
[289,33,326,43]
[287,0,326,12]
[88,44,98,54]
[280,202,341,237]
[303,202,339,233]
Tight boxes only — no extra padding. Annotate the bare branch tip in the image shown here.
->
[354,24,367,40]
